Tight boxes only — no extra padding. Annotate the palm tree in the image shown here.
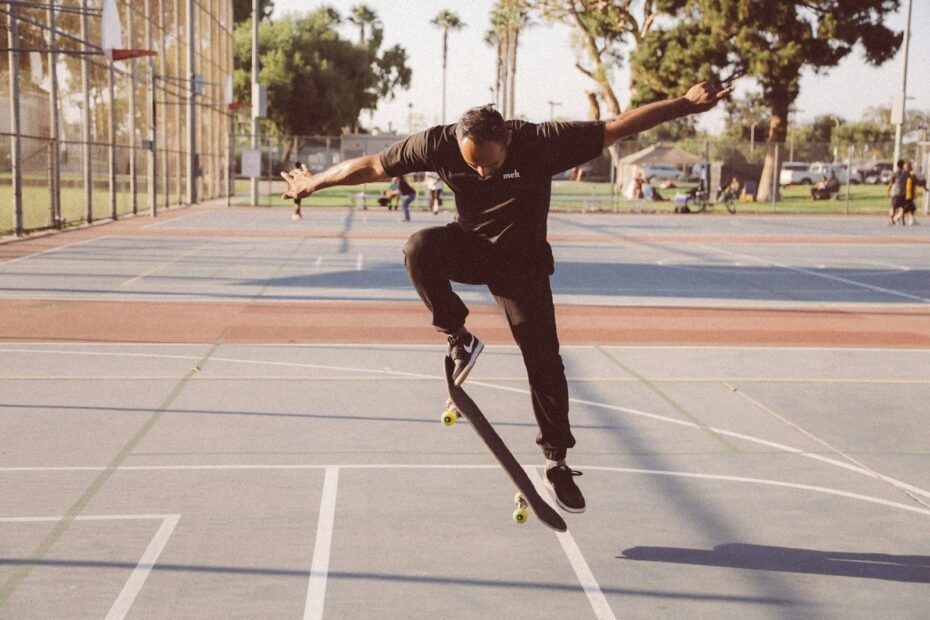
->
[430,10,466,124]
[347,4,381,46]
[488,1,530,119]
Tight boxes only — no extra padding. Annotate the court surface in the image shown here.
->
[1,203,928,618]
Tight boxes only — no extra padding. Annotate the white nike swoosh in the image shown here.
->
[463,337,474,354]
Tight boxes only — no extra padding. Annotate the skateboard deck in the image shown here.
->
[443,356,567,532]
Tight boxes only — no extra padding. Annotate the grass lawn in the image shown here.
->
[3,176,916,235]
[230,177,906,215]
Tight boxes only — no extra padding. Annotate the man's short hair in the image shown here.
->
[455,105,508,144]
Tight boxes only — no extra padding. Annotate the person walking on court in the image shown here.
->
[281,81,732,513]
[901,161,926,226]
[394,175,417,221]
[888,159,907,225]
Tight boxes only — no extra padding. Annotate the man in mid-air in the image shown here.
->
[281,81,732,513]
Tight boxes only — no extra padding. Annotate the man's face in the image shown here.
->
[458,133,511,180]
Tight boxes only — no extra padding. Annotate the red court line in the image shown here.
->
[1,300,928,347]
[3,207,928,347]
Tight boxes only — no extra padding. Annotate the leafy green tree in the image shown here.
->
[234,0,274,25]
[431,10,466,124]
[528,0,669,119]
[233,8,409,142]
[631,0,902,200]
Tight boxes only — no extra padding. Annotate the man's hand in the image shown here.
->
[683,81,734,113]
[281,163,314,201]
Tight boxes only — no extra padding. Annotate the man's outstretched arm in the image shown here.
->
[602,82,733,148]
[281,154,390,201]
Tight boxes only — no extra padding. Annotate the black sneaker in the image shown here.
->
[545,464,585,513]
[448,328,483,386]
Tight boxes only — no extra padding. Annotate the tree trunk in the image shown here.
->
[586,91,600,121]
[755,100,789,203]
[508,29,518,119]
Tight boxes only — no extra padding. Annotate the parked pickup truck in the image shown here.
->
[780,162,862,186]
[779,162,815,185]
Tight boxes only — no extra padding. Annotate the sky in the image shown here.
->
[271,0,930,136]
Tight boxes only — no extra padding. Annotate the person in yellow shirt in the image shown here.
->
[901,161,926,226]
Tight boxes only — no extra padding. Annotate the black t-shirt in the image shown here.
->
[380,120,604,265]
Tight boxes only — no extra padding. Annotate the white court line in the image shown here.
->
[0,513,180,620]
[0,235,111,269]
[582,467,930,517]
[2,347,929,504]
[700,244,930,303]
[527,469,616,620]
[2,345,929,503]
[304,466,339,620]
[106,514,181,620]
[355,254,364,271]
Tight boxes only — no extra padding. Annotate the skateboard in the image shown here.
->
[442,356,568,532]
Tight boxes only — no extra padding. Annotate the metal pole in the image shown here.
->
[892,0,913,168]
[250,0,260,206]
[48,2,61,228]
[128,8,137,215]
[145,0,157,217]
[150,61,158,217]
[7,5,23,236]
[844,145,852,216]
[81,0,92,223]
[173,0,180,207]
[187,0,196,205]
[108,62,117,220]
[771,143,779,214]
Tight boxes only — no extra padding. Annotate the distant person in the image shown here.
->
[394,175,417,221]
[281,81,732,514]
[627,171,645,200]
[291,162,304,219]
[643,181,667,201]
[887,159,907,225]
[425,171,444,214]
[717,175,741,204]
[811,171,839,200]
[902,161,926,226]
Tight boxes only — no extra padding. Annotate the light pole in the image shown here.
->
[547,101,561,121]
[892,0,913,167]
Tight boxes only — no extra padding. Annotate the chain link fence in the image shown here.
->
[1,0,234,237]
[227,132,929,216]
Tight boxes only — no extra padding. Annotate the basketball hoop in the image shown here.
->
[102,0,157,61]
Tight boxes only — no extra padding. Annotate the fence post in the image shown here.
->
[771,143,779,214]
[8,5,23,235]
[80,0,93,224]
[843,145,852,215]
[186,0,197,205]
[108,62,117,220]
[149,62,158,217]
[48,2,62,228]
[126,12,137,216]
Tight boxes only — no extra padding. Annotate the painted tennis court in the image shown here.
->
[2,204,928,618]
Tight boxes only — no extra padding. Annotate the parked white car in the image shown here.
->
[808,162,862,185]
[642,163,683,182]
[780,162,862,186]
[779,162,816,185]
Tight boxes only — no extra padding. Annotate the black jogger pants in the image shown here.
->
[404,224,575,460]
